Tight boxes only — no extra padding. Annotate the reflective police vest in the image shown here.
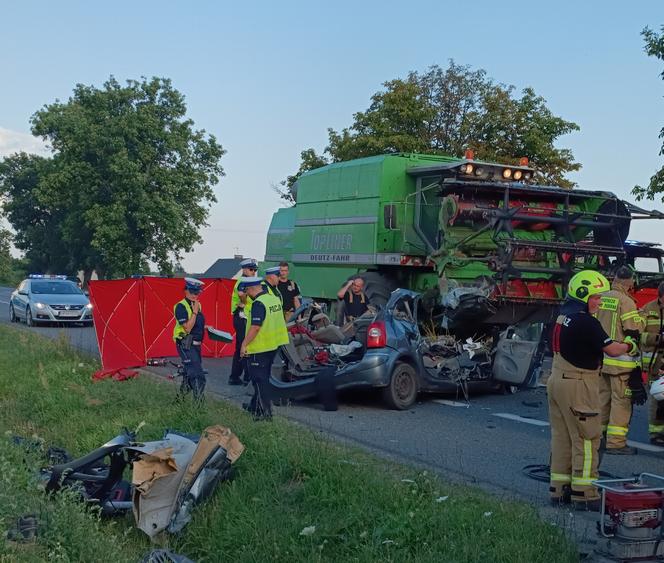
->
[264,282,283,304]
[172,299,201,341]
[246,293,289,354]
[231,279,242,313]
[231,279,253,315]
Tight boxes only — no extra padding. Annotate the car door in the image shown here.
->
[13,280,28,318]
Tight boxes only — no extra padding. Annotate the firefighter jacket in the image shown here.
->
[596,284,644,374]
[641,299,664,376]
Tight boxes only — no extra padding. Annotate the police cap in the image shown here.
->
[184,277,204,294]
[238,276,263,291]
[240,258,258,269]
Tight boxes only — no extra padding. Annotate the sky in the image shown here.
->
[1,0,663,273]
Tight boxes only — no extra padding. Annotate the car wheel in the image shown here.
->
[382,362,418,410]
[26,307,34,327]
[9,304,17,323]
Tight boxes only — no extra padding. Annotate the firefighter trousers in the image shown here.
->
[599,372,632,449]
[547,369,601,501]
[648,389,664,438]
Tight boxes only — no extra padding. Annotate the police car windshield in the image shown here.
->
[31,281,82,295]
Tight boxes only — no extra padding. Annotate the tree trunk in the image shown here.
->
[83,269,93,290]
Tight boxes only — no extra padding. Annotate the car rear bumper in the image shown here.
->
[268,348,395,401]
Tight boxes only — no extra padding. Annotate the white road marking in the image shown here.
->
[626,440,664,453]
[0,300,9,304]
[488,415,664,452]
[492,413,550,427]
[434,399,469,408]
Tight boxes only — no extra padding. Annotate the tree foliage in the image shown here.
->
[0,228,13,284]
[282,61,580,203]
[0,153,70,273]
[633,26,664,202]
[0,76,225,280]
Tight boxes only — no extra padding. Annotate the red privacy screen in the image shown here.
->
[89,277,235,370]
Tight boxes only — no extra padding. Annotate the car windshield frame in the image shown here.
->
[30,281,84,295]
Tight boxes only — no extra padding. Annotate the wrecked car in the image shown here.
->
[270,289,543,410]
[42,425,243,537]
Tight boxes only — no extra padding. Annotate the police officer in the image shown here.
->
[596,266,646,455]
[640,281,664,445]
[228,258,258,385]
[173,277,206,400]
[263,266,283,303]
[548,270,634,510]
[239,276,289,420]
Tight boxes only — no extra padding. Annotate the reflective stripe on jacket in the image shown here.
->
[640,299,663,376]
[596,286,643,374]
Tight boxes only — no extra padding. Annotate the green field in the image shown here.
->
[0,326,577,562]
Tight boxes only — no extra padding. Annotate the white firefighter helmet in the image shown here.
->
[650,377,664,401]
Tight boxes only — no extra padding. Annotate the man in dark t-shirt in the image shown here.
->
[548,270,635,511]
[554,312,612,370]
[337,276,370,321]
[277,262,301,321]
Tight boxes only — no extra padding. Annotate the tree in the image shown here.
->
[283,61,581,202]
[275,148,329,202]
[0,153,71,273]
[633,26,664,202]
[0,76,225,282]
[0,229,13,283]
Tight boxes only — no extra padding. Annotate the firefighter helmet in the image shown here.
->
[568,270,610,303]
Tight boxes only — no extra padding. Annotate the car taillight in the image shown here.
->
[367,321,386,348]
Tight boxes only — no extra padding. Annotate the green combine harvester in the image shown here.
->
[264,152,663,390]
[270,154,645,305]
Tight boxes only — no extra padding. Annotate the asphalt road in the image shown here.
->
[2,285,662,509]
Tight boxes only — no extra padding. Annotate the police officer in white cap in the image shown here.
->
[229,258,258,385]
[239,276,289,420]
[263,266,283,304]
[172,277,206,400]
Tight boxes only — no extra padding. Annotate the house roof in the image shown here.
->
[202,258,242,279]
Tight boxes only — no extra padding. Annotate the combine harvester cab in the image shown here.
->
[266,153,664,394]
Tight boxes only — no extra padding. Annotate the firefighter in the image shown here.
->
[173,277,206,400]
[548,270,634,510]
[640,281,664,445]
[239,276,289,420]
[228,258,258,385]
[263,266,283,303]
[596,266,647,455]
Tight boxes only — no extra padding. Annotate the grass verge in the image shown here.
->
[0,325,578,562]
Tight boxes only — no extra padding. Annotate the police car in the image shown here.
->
[9,275,93,327]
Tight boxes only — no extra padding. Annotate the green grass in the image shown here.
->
[0,325,578,562]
